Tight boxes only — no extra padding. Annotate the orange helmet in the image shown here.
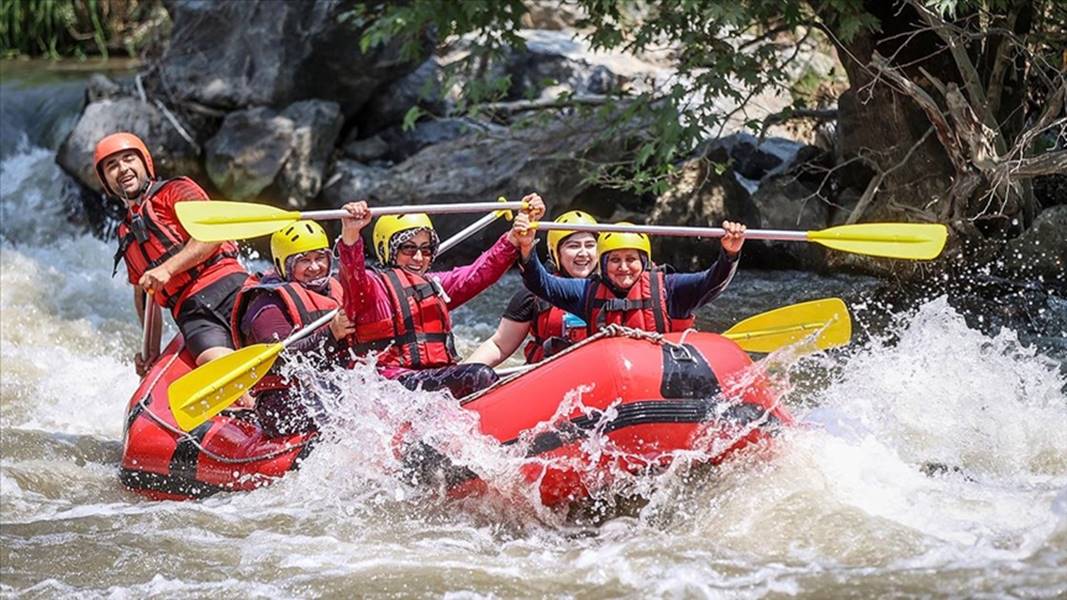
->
[93,132,155,195]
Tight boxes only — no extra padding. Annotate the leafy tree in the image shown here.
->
[357,0,1065,248]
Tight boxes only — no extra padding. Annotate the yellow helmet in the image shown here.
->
[546,210,598,265]
[372,213,434,264]
[271,220,330,277]
[597,222,651,260]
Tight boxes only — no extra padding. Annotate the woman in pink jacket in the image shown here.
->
[337,195,543,398]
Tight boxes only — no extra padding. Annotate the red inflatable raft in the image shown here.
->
[121,328,790,506]
[120,336,316,500]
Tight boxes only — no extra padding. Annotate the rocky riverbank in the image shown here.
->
[55,0,1065,284]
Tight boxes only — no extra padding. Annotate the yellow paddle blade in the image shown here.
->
[167,343,284,431]
[176,201,301,242]
[808,223,948,260]
[723,298,851,354]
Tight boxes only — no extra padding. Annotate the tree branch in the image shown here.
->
[908,0,1007,154]
[756,108,838,144]
[846,127,935,224]
[991,150,1067,180]
[870,52,969,174]
[984,4,1021,120]
[476,94,612,116]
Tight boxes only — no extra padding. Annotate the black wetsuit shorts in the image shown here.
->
[176,272,248,357]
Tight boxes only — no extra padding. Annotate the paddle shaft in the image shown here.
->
[298,201,526,223]
[284,309,339,347]
[533,221,808,242]
[438,211,504,254]
[141,293,161,362]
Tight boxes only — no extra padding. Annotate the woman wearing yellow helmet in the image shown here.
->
[466,210,600,366]
[517,220,747,336]
[229,220,355,436]
[336,194,546,398]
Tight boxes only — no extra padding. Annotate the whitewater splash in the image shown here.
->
[3,133,1066,594]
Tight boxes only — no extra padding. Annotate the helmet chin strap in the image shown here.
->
[116,177,153,206]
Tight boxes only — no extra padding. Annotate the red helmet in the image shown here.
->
[93,132,155,195]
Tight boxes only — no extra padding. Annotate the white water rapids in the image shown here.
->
[2,72,1066,598]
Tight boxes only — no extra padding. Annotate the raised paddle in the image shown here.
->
[494,297,851,376]
[178,199,529,243]
[531,221,948,260]
[166,209,510,431]
[141,293,162,368]
[169,309,338,432]
[437,197,515,254]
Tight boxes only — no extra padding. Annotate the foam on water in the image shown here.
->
[2,135,1066,595]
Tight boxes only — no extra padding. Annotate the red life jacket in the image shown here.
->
[113,177,244,314]
[352,268,458,369]
[522,298,590,363]
[585,267,695,334]
[230,275,345,393]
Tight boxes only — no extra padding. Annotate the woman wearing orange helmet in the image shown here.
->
[516,219,747,336]
[94,132,250,371]
[465,210,600,366]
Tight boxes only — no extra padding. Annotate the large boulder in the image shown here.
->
[205,100,342,206]
[372,118,503,165]
[746,173,831,270]
[1001,205,1067,286]
[57,96,202,193]
[277,100,344,206]
[319,159,389,207]
[155,0,426,117]
[361,113,644,259]
[205,107,295,201]
[357,58,448,135]
[647,146,756,270]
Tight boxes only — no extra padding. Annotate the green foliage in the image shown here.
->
[0,0,162,59]
[351,0,876,194]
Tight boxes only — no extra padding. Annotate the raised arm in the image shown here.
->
[664,221,746,317]
[337,202,392,324]
[518,251,590,317]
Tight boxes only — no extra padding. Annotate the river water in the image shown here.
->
[2,66,1066,598]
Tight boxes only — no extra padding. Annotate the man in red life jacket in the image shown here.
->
[94,132,250,374]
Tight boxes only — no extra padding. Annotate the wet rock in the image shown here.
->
[204,107,294,201]
[358,58,447,135]
[86,74,122,103]
[57,96,202,193]
[377,118,501,164]
[648,146,757,271]
[319,159,388,207]
[341,133,390,163]
[367,112,643,259]
[1001,205,1067,286]
[701,133,805,184]
[747,173,831,270]
[155,0,426,117]
[205,100,342,206]
[505,36,626,101]
[277,100,344,207]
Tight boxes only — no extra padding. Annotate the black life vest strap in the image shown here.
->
[649,268,668,333]
[382,269,423,366]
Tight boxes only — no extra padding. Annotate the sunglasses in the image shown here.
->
[397,243,436,257]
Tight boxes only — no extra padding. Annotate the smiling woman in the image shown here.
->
[465,209,601,367]
[335,195,545,398]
